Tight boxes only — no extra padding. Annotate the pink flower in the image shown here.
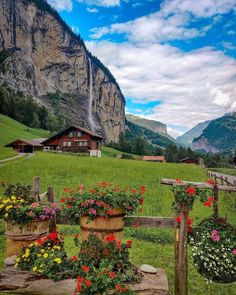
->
[89,199,95,205]
[89,208,96,215]
[31,202,39,208]
[232,249,236,255]
[211,229,220,242]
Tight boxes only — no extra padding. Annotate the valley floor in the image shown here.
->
[0,152,235,295]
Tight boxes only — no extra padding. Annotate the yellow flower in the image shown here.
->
[32,266,38,272]
[40,249,45,254]
[29,243,34,247]
[4,213,8,219]
[53,258,62,264]
[11,196,16,200]
[53,246,61,250]
[25,249,30,258]
[16,258,20,263]
[3,199,10,204]
[37,254,41,257]
[38,269,43,273]
[0,204,4,209]
[6,205,13,211]
[43,253,48,259]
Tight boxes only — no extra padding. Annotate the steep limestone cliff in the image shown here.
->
[0,0,125,142]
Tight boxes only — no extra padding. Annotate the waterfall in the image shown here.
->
[88,58,96,131]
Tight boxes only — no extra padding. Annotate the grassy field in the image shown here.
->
[0,153,235,295]
[0,147,18,160]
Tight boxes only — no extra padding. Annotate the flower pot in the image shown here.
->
[80,208,125,244]
[5,220,49,257]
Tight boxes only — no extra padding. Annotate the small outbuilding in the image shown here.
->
[5,139,45,153]
[179,157,199,165]
[143,156,165,162]
[41,125,104,157]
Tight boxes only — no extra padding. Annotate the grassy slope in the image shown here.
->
[0,115,50,160]
[0,153,235,294]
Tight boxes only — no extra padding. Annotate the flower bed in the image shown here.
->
[16,231,141,294]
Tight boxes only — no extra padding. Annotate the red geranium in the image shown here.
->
[85,279,92,287]
[176,216,181,223]
[106,234,116,242]
[186,186,196,196]
[82,265,90,272]
[126,240,133,248]
[109,271,117,278]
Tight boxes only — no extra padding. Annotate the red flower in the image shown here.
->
[116,285,122,292]
[82,265,90,272]
[140,185,146,194]
[187,218,193,225]
[176,216,181,223]
[66,196,72,202]
[48,231,58,241]
[188,226,193,233]
[63,188,68,193]
[71,256,77,262]
[107,209,114,215]
[74,291,77,295]
[122,286,128,292]
[131,188,137,194]
[204,201,212,207]
[90,189,97,194]
[206,179,216,185]
[133,220,139,229]
[139,208,143,213]
[139,197,144,205]
[78,185,85,193]
[208,196,214,202]
[186,186,196,196]
[126,240,133,248]
[106,234,116,242]
[109,271,117,278]
[76,283,82,292]
[85,279,92,287]
[77,276,84,283]
[59,198,65,203]
[100,182,108,188]
[67,204,72,208]
[175,179,183,184]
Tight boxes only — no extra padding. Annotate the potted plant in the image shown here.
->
[0,183,58,256]
[60,182,145,243]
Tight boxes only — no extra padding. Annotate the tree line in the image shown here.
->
[0,85,67,133]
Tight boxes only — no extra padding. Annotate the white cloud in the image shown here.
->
[77,0,120,7]
[86,40,236,131]
[87,7,99,13]
[47,0,73,11]
[167,127,183,139]
[90,0,236,42]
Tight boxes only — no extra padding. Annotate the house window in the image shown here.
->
[79,141,83,147]
[63,142,67,147]
[84,141,88,146]
[69,132,73,138]
[77,131,82,137]
[68,141,72,147]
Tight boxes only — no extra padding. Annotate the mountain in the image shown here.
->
[126,114,175,141]
[0,0,125,143]
[192,113,236,153]
[176,120,211,146]
[125,120,175,148]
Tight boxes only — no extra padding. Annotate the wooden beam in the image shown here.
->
[161,178,236,192]
[32,176,40,201]
[56,215,174,228]
[47,187,56,232]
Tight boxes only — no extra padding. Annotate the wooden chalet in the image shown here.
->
[179,157,199,165]
[41,125,104,157]
[143,156,165,162]
[5,139,45,153]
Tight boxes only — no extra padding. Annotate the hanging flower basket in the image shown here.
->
[189,218,236,283]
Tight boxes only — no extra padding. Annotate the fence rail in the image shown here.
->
[208,171,236,187]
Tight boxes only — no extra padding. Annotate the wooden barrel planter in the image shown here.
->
[5,220,49,257]
[80,208,125,244]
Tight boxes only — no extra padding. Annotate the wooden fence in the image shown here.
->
[208,171,236,187]
[32,176,236,295]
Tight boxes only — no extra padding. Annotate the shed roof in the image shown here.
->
[42,125,104,145]
[143,156,165,161]
[5,138,46,147]
[179,157,198,162]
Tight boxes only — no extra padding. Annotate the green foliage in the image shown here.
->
[189,219,236,282]
[0,48,10,72]
[121,153,135,160]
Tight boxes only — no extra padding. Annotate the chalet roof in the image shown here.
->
[179,157,198,162]
[5,138,46,147]
[143,156,165,161]
[41,125,104,145]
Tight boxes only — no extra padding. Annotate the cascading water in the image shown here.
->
[88,58,96,131]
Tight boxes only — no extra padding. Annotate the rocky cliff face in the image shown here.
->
[191,136,219,153]
[0,0,125,142]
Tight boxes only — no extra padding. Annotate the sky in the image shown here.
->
[47,0,236,138]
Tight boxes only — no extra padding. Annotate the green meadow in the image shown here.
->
[0,152,235,294]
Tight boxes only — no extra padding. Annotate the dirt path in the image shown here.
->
[0,153,34,165]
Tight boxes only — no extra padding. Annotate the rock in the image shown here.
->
[0,268,169,295]
[140,264,158,274]
[0,0,125,143]
[4,256,16,267]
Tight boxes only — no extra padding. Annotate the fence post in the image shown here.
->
[213,185,219,220]
[33,176,40,201]
[174,203,188,295]
[47,187,56,232]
